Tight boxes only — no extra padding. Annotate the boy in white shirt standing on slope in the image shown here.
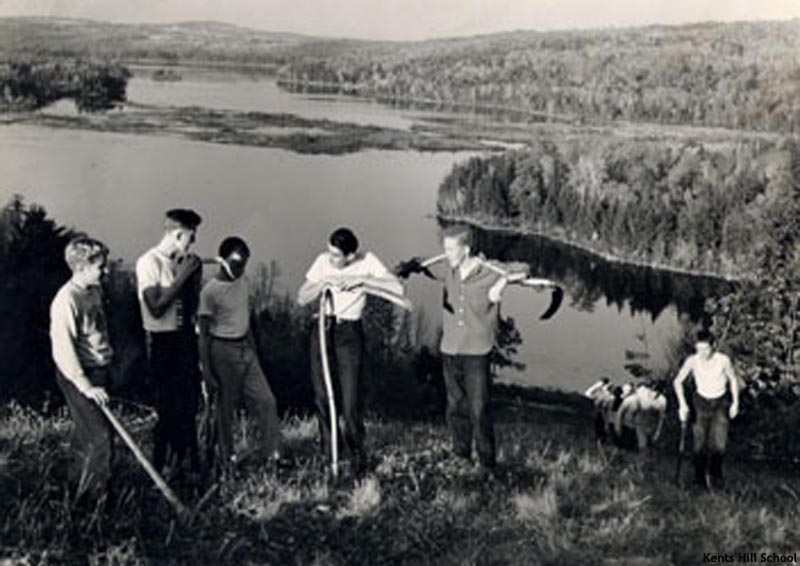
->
[673,330,740,489]
[297,227,403,476]
[135,208,203,478]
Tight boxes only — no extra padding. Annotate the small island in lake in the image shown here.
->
[151,68,182,82]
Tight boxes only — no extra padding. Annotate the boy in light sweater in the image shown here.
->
[50,236,114,495]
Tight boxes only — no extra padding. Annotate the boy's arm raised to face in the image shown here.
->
[138,254,201,318]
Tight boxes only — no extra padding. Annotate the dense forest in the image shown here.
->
[438,138,798,279]
[4,18,800,132]
[0,18,312,68]
[276,21,800,133]
[0,58,130,111]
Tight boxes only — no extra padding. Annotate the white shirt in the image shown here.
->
[136,247,181,332]
[618,386,667,427]
[679,352,734,400]
[304,251,390,320]
[584,379,611,400]
[199,275,252,339]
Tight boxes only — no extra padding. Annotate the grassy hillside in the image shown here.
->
[2,391,799,565]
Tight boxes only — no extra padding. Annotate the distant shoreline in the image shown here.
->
[276,78,573,123]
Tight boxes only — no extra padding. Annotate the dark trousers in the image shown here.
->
[147,330,200,473]
[693,393,730,486]
[442,354,495,467]
[56,367,113,494]
[310,319,365,461]
[210,338,281,462]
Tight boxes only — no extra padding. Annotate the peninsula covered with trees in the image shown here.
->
[437,138,798,279]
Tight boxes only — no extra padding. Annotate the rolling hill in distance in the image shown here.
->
[2,16,800,133]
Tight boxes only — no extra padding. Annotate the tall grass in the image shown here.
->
[3,396,800,565]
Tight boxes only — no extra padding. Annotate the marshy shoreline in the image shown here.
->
[0,102,496,155]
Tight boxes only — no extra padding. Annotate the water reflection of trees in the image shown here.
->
[471,227,735,321]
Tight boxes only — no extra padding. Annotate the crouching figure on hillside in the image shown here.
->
[584,378,666,450]
[615,383,667,450]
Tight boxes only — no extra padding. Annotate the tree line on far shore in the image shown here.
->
[4,18,800,133]
[277,21,800,134]
[0,59,130,112]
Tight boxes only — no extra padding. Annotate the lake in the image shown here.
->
[0,70,716,392]
[126,66,484,131]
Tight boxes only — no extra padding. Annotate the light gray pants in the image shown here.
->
[210,338,281,461]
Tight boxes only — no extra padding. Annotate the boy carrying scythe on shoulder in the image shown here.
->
[396,224,530,478]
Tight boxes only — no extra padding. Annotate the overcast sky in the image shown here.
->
[1,0,799,40]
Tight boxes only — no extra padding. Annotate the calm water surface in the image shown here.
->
[0,73,704,392]
[126,67,475,131]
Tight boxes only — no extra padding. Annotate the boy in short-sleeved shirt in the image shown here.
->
[135,208,203,476]
[136,248,182,332]
[198,237,282,470]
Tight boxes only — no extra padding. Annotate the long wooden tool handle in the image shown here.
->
[361,284,414,311]
[421,254,446,268]
[423,254,557,287]
[674,421,687,486]
[418,253,564,319]
[318,287,339,480]
[518,277,557,288]
[98,402,188,516]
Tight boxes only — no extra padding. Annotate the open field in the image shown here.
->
[2,389,799,565]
